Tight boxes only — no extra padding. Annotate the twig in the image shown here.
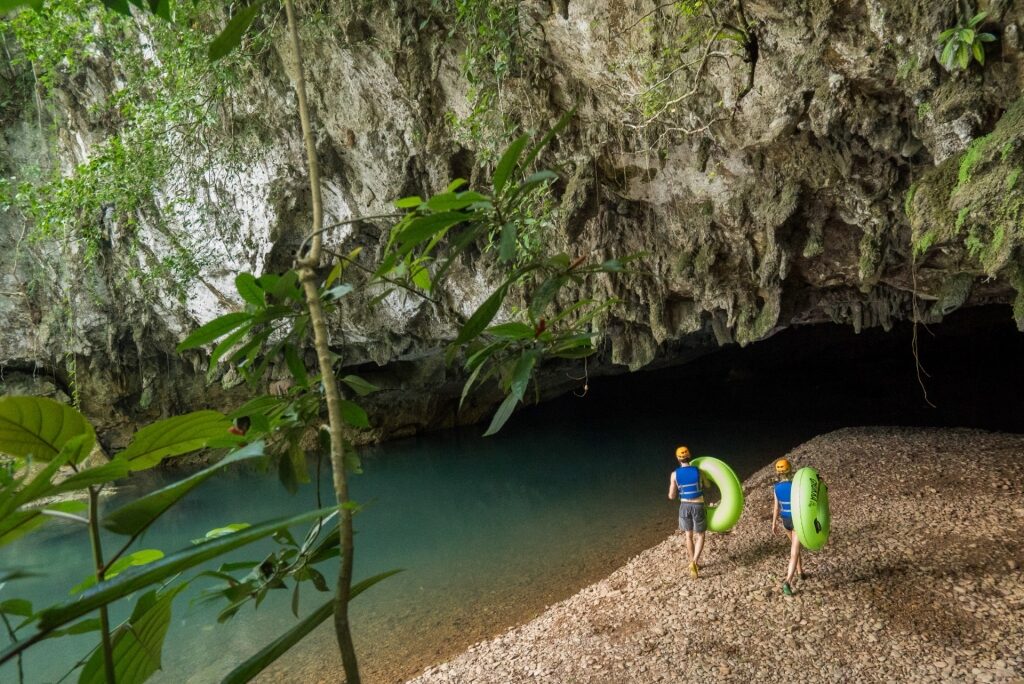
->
[321,247,445,308]
[910,258,936,408]
[297,212,404,261]
[610,2,678,39]
[0,612,23,684]
[41,509,89,525]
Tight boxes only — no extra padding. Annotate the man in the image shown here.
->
[668,445,705,578]
[771,457,803,596]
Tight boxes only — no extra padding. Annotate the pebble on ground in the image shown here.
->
[409,427,1024,684]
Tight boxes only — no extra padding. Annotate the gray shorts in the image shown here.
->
[678,502,707,533]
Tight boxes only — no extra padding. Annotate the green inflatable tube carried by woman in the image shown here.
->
[690,456,744,533]
[791,467,830,551]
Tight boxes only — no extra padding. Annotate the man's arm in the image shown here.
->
[668,473,677,501]
[771,494,780,535]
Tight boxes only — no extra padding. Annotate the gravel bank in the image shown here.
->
[409,427,1024,683]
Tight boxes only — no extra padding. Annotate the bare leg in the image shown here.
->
[684,531,695,564]
[693,532,705,566]
[785,530,801,583]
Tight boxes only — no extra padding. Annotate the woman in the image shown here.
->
[771,457,803,595]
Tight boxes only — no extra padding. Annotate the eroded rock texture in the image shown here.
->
[1,0,1022,446]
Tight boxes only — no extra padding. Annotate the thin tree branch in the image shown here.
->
[0,612,24,684]
[87,487,115,684]
[283,1,360,682]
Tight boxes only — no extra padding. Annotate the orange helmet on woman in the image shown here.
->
[675,446,691,460]
[775,458,791,474]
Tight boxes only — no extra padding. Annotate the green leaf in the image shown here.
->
[454,284,509,346]
[51,459,131,495]
[208,322,254,370]
[486,322,535,339]
[235,273,265,308]
[522,107,575,170]
[492,135,528,196]
[0,437,83,520]
[599,259,623,272]
[322,283,354,301]
[529,275,568,320]
[425,192,484,212]
[101,0,130,15]
[972,40,985,64]
[105,441,265,536]
[221,569,402,684]
[499,223,517,263]
[71,549,165,594]
[268,271,301,301]
[508,350,538,401]
[0,0,40,14]
[208,0,267,61]
[957,42,970,69]
[941,39,957,69]
[340,375,380,397]
[283,344,309,388]
[445,178,468,192]
[0,396,95,463]
[117,411,237,472]
[978,32,996,42]
[150,0,172,21]
[968,11,987,27]
[0,599,32,617]
[394,195,423,209]
[78,585,186,684]
[338,401,369,429]
[396,212,468,249]
[177,312,252,352]
[483,392,520,437]
[28,507,338,638]
[0,501,86,547]
[192,523,250,545]
[937,28,957,42]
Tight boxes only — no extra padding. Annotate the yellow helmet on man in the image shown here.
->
[675,446,691,460]
[775,458,791,474]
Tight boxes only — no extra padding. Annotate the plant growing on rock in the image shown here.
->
[937,11,996,72]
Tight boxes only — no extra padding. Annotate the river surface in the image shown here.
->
[2,309,1021,683]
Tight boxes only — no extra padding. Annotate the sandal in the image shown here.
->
[782,582,793,596]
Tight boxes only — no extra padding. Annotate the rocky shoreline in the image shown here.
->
[408,427,1024,683]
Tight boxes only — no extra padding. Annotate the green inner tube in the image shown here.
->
[791,467,831,551]
[690,456,744,533]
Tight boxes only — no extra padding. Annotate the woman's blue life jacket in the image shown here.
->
[675,465,703,500]
[774,480,792,518]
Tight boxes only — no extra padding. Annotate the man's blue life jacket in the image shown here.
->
[675,465,703,500]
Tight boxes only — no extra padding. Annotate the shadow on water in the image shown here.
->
[1,305,1021,682]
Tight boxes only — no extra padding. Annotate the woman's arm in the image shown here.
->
[771,494,780,535]
[668,472,677,501]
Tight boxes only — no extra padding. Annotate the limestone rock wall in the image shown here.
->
[1,0,1022,446]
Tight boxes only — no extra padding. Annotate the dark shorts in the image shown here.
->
[782,516,793,531]
[678,502,707,533]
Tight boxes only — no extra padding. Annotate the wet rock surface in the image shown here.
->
[407,427,1024,684]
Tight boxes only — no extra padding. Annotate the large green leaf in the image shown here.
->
[338,401,369,429]
[221,569,402,684]
[340,375,380,397]
[235,273,265,308]
[177,312,252,352]
[78,584,186,684]
[0,501,87,547]
[26,507,337,639]
[0,396,95,463]
[0,436,82,520]
[492,135,528,196]
[483,351,537,437]
[0,0,40,15]
[208,0,268,61]
[396,212,468,250]
[117,410,237,471]
[52,458,131,495]
[105,441,265,536]
[453,284,509,346]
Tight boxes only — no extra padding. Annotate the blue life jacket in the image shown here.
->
[675,466,702,500]
[774,480,792,518]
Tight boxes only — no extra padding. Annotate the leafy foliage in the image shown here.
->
[938,12,996,72]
